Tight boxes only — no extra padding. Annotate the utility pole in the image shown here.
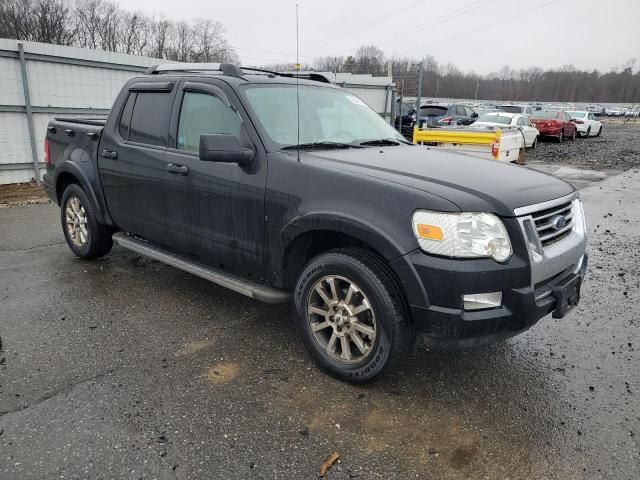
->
[415,62,423,126]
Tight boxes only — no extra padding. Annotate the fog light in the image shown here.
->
[463,292,502,310]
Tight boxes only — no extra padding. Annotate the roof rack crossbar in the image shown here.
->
[146,63,243,77]
[145,63,330,83]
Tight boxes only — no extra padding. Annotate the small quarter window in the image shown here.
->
[118,93,136,140]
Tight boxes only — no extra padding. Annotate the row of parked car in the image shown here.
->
[394,100,604,146]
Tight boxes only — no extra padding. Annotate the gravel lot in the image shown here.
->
[527,122,640,170]
[0,130,639,479]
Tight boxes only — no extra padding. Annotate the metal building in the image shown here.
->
[0,39,396,185]
[0,39,167,185]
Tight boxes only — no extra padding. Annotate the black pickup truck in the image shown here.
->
[43,63,587,383]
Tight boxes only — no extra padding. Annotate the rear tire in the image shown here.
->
[586,127,591,137]
[597,126,602,137]
[293,248,414,383]
[571,128,576,140]
[557,130,564,143]
[60,184,113,259]
[531,136,537,149]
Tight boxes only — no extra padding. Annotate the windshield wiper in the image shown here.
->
[359,138,409,146]
[281,141,362,150]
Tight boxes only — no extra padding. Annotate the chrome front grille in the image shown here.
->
[530,201,574,247]
[514,193,586,288]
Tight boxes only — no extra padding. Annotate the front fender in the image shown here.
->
[278,212,408,263]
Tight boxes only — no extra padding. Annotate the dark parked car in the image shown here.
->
[43,63,587,383]
[394,101,416,138]
[530,110,578,143]
[418,104,478,127]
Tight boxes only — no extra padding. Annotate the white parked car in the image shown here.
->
[498,104,535,116]
[567,111,603,137]
[470,112,540,148]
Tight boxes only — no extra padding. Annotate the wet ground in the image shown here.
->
[1,170,639,479]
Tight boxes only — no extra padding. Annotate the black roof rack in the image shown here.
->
[144,63,330,83]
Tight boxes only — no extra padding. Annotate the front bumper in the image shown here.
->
[409,255,586,349]
[389,208,587,349]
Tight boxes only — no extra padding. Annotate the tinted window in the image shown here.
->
[177,92,242,152]
[420,106,448,116]
[456,106,466,116]
[499,105,521,113]
[118,93,136,140]
[531,110,560,120]
[128,92,173,146]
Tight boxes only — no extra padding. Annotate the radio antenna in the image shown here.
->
[295,3,300,161]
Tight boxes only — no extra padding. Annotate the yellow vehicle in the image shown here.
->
[413,126,525,163]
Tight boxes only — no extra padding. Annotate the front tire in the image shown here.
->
[293,248,413,383]
[61,184,113,259]
[597,126,603,137]
[571,128,576,140]
[557,130,564,143]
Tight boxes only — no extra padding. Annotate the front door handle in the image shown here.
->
[167,163,189,175]
[101,149,118,160]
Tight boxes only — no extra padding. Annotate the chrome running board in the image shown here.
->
[113,232,291,304]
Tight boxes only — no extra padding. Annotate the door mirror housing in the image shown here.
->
[471,112,478,118]
[199,134,254,166]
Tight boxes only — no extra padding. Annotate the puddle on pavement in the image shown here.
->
[271,379,583,479]
[206,362,240,385]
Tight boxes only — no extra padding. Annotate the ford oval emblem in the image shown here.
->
[551,215,567,231]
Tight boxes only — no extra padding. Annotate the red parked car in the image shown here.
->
[530,110,578,143]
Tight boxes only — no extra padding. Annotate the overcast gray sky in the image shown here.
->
[118,0,639,74]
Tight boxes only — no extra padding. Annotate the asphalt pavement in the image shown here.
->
[0,170,638,479]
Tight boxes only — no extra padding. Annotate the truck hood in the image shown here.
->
[301,145,574,216]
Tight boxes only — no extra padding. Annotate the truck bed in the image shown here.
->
[46,117,105,173]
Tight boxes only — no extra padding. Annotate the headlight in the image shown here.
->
[412,210,512,262]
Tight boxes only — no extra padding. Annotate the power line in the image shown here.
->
[307,0,386,35]
[399,0,559,55]
[379,0,496,46]
[304,0,424,51]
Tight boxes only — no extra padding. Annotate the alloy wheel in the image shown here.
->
[64,196,89,247]
[307,275,377,364]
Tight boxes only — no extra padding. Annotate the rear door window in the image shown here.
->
[456,106,466,116]
[128,92,173,146]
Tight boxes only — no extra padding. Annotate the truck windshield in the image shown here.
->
[242,84,406,149]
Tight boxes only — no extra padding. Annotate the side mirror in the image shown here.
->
[471,112,478,118]
[199,134,254,166]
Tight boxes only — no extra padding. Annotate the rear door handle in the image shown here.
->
[101,150,118,160]
[167,163,189,175]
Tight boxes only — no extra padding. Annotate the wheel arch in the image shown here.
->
[54,163,108,225]
[277,213,409,290]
